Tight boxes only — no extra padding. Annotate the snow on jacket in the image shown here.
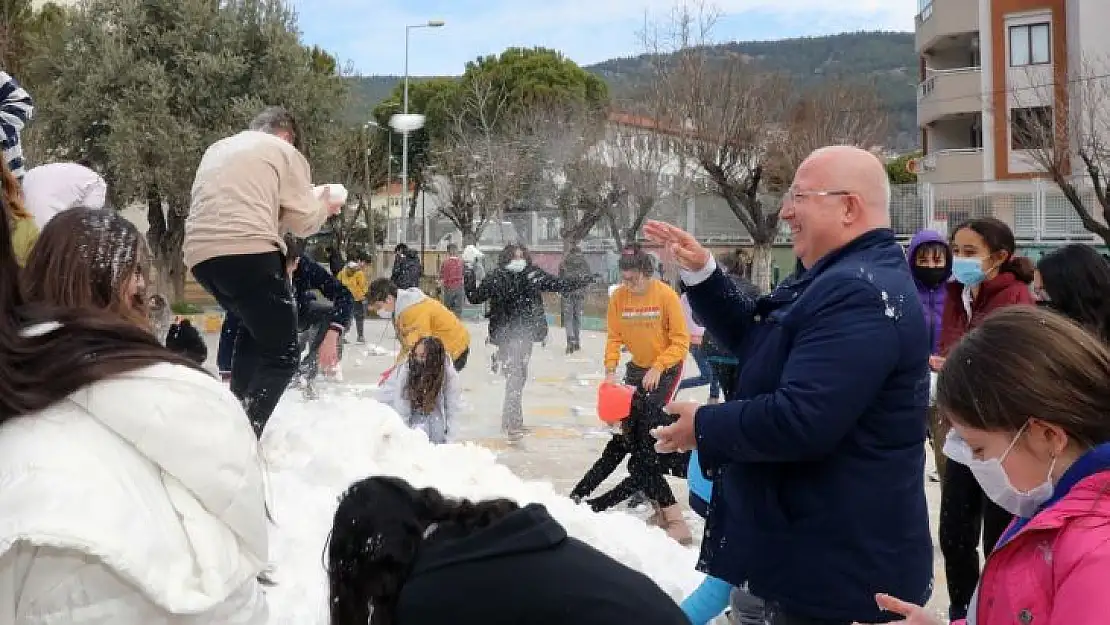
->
[685,228,933,622]
[376,355,463,442]
[0,72,33,180]
[960,444,1110,625]
[22,162,108,229]
[292,254,353,330]
[185,130,328,269]
[392,287,470,362]
[391,249,422,289]
[906,230,950,355]
[938,271,1034,356]
[465,262,593,346]
[0,359,269,625]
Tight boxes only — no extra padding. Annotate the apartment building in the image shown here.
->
[915,0,1110,204]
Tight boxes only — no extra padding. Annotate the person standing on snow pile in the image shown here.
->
[391,243,422,289]
[876,306,1110,625]
[186,105,343,435]
[21,160,107,230]
[439,243,466,318]
[376,336,462,444]
[558,244,591,354]
[0,71,33,181]
[325,476,691,625]
[338,256,369,343]
[367,277,470,371]
[463,243,595,441]
[906,229,952,483]
[646,145,933,624]
[0,207,268,625]
[934,217,1035,624]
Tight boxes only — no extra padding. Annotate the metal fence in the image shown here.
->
[381,180,1103,250]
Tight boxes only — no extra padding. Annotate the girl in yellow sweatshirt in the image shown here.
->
[571,244,692,544]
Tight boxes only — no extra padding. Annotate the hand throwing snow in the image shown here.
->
[652,400,700,453]
[318,328,341,372]
[642,220,710,272]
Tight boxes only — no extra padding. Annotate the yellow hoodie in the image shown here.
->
[394,288,470,363]
[605,279,689,372]
[337,266,368,301]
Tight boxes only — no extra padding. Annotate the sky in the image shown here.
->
[292,0,919,77]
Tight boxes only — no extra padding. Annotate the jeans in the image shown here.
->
[500,334,534,433]
[678,343,720,399]
[939,460,1012,621]
[193,252,298,437]
[350,300,366,341]
[562,294,584,348]
[443,286,465,317]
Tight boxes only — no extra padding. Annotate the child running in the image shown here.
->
[377,336,462,444]
[574,243,692,544]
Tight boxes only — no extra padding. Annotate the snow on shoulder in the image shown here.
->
[262,394,701,624]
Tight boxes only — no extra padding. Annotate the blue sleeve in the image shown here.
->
[695,278,901,466]
[680,576,732,625]
[686,268,757,356]
[302,257,353,328]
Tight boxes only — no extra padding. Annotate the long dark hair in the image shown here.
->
[937,306,1110,448]
[0,206,202,421]
[403,336,447,414]
[1036,244,1110,343]
[326,476,520,625]
[951,217,1035,284]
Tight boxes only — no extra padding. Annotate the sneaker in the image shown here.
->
[356,337,366,344]
[302,382,319,400]
[626,491,648,509]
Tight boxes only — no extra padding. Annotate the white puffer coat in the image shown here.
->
[0,361,269,624]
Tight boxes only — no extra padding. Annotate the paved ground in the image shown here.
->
[206,318,951,615]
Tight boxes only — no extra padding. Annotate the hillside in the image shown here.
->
[345,31,917,147]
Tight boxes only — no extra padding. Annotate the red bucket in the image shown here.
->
[597,381,635,424]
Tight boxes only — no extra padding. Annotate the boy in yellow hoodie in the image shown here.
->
[337,257,369,342]
[368,277,470,370]
[572,244,692,544]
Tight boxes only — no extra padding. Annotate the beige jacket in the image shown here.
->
[184,130,327,269]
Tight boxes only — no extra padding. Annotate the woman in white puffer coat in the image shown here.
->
[0,207,269,625]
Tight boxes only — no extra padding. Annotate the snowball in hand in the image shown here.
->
[462,245,483,265]
[313,184,348,205]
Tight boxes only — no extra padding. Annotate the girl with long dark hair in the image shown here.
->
[377,335,462,443]
[1034,243,1110,343]
[0,207,268,624]
[326,476,690,625]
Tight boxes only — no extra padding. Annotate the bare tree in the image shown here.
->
[428,141,489,246]
[1010,57,1110,244]
[608,115,684,246]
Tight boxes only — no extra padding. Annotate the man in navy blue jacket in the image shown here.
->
[645,146,932,624]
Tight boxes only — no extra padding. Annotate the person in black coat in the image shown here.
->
[464,243,594,440]
[326,476,690,625]
[165,318,208,364]
[391,243,422,289]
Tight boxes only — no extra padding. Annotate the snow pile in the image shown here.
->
[262,394,703,625]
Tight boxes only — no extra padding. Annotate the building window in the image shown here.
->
[1011,106,1053,150]
[1009,23,1050,66]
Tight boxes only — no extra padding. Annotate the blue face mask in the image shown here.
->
[951,256,987,286]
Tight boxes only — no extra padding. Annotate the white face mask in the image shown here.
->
[377,310,393,320]
[943,425,1056,518]
[506,259,527,273]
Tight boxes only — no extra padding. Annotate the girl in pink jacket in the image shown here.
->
[872,306,1110,625]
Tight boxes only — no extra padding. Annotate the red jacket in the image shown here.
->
[440,256,464,289]
[938,273,1034,356]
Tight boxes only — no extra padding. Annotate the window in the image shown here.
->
[1009,23,1050,66]
[1011,106,1053,150]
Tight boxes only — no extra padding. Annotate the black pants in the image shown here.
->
[572,363,684,510]
[454,347,469,372]
[193,252,298,437]
[939,460,1013,621]
[351,301,366,341]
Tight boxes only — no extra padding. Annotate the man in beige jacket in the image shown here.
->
[186,106,341,435]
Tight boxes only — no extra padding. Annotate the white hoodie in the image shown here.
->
[0,361,269,625]
[22,162,108,229]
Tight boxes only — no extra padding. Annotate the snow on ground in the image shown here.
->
[262,392,703,625]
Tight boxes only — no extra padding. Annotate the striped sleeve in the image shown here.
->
[0,72,33,178]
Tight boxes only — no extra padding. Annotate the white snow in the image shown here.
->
[262,393,703,624]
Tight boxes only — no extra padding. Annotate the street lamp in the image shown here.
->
[399,19,445,242]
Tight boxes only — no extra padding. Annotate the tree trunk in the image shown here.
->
[146,188,188,304]
[750,240,774,294]
[604,208,624,250]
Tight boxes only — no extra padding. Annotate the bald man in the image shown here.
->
[644,146,932,625]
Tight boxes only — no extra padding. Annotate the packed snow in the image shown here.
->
[262,393,704,624]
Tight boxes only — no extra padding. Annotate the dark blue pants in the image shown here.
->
[678,343,720,399]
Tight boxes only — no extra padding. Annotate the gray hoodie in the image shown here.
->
[376,357,463,444]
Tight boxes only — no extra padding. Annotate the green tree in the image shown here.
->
[30,0,348,301]
[886,151,920,185]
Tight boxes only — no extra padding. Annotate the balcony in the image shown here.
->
[918,67,984,125]
[916,0,980,53]
[918,149,985,189]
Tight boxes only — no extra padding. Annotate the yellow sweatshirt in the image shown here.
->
[337,267,368,301]
[394,289,471,363]
[605,279,690,372]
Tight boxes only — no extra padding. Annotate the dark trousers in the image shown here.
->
[453,347,469,372]
[709,357,739,401]
[443,286,465,317]
[939,460,1013,621]
[562,294,584,348]
[350,301,366,341]
[678,343,720,399]
[572,363,685,509]
[193,252,298,437]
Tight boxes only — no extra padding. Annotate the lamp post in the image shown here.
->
[400,19,445,241]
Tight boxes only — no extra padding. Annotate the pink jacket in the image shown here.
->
[680,293,705,339]
[964,470,1110,625]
